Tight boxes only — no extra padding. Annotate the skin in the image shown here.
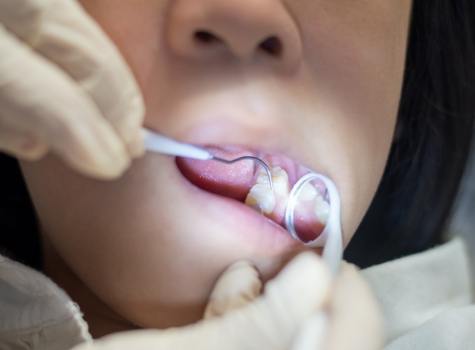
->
[20,0,412,338]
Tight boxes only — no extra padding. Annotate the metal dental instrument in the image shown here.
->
[210,155,274,191]
[143,128,274,190]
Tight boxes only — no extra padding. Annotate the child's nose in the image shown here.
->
[166,0,302,72]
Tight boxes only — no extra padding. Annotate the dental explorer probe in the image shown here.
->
[143,128,274,190]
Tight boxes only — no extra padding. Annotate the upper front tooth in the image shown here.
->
[256,168,272,186]
[245,166,290,215]
[270,167,290,197]
[254,166,290,197]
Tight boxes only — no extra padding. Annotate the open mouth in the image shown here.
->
[176,146,330,243]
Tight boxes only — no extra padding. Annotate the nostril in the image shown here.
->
[259,36,283,57]
[167,1,302,69]
[194,30,221,44]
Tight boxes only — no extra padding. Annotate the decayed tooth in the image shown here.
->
[298,182,317,201]
[314,194,330,224]
[245,183,276,214]
[245,166,290,215]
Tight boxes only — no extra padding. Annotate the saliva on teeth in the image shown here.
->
[244,166,331,234]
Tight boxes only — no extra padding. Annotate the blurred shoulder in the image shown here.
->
[0,254,91,349]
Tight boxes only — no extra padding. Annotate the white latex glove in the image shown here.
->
[0,0,144,179]
[71,252,383,350]
[292,262,384,350]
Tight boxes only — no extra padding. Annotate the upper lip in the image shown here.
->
[152,118,300,162]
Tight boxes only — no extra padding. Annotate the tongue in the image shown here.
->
[176,147,258,200]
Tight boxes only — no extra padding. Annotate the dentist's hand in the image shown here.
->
[0,0,144,179]
[294,262,384,350]
[71,252,383,350]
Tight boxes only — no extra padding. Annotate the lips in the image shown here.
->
[176,146,329,243]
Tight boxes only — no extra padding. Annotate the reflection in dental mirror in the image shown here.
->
[245,166,330,242]
[245,167,343,272]
[284,173,330,243]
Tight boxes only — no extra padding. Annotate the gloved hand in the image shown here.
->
[0,0,144,179]
[71,252,384,350]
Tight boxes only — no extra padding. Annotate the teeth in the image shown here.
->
[255,169,271,186]
[245,166,289,214]
[245,183,276,214]
[245,165,330,226]
[314,194,330,224]
[271,167,290,197]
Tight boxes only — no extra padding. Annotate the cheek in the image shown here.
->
[77,0,167,93]
[20,158,207,327]
[287,1,411,243]
[294,95,398,247]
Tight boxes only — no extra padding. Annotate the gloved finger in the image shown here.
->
[290,312,327,350]
[0,0,42,43]
[0,25,130,179]
[72,252,331,350]
[324,263,384,350]
[0,126,48,160]
[204,260,262,319]
[208,252,330,350]
[0,0,145,157]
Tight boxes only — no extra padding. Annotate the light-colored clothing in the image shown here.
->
[0,239,473,349]
[363,239,474,349]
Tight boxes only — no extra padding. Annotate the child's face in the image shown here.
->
[21,0,412,330]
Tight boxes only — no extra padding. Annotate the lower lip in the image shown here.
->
[171,159,303,253]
